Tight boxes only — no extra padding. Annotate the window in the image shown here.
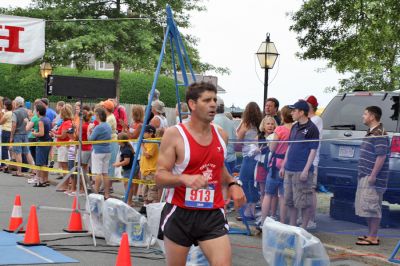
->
[322,94,399,132]
[98,61,105,70]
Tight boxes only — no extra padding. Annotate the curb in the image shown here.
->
[324,243,396,266]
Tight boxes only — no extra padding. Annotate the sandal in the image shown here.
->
[12,172,25,177]
[357,236,380,242]
[356,239,380,246]
[236,215,255,222]
[357,235,368,240]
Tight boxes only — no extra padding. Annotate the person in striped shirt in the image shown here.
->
[355,106,389,246]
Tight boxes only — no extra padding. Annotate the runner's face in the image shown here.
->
[190,91,217,123]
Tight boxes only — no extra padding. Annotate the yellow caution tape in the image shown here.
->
[0,159,155,185]
[0,137,162,147]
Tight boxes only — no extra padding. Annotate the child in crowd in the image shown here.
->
[140,125,159,208]
[65,127,83,196]
[256,116,277,205]
[260,106,294,226]
[113,132,137,206]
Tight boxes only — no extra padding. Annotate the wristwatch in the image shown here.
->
[228,181,242,188]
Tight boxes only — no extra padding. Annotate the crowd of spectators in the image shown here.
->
[0,91,388,243]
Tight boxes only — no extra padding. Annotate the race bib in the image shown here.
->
[184,185,215,209]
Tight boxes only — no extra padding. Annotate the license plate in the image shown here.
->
[338,146,355,158]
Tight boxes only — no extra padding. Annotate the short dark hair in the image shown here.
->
[186,82,217,111]
[36,103,46,116]
[95,107,107,122]
[266,97,279,110]
[40,98,49,106]
[4,99,12,111]
[365,106,382,121]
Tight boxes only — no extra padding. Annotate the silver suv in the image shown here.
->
[318,91,400,204]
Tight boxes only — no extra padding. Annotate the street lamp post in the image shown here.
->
[256,33,279,114]
[230,104,235,113]
[40,62,53,96]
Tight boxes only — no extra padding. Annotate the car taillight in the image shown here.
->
[391,136,400,156]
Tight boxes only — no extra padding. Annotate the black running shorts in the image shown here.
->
[158,203,229,247]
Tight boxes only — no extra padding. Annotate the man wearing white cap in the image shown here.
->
[10,96,35,176]
[150,99,168,137]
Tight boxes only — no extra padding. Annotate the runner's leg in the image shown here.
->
[198,235,231,266]
[164,236,190,266]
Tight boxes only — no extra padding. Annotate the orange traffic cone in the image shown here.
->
[17,205,45,246]
[115,233,132,266]
[63,197,87,233]
[4,195,25,233]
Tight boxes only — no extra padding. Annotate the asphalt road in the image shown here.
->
[1,171,398,265]
[0,172,266,266]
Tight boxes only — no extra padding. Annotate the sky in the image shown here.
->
[0,0,343,109]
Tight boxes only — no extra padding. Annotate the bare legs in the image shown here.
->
[94,174,110,199]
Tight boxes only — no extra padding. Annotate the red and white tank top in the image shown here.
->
[165,123,227,210]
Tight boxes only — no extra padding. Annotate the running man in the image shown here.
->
[156,82,246,266]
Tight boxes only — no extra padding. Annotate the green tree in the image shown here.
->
[290,0,400,92]
[0,64,183,106]
[3,0,227,99]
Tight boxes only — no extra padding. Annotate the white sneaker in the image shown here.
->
[270,215,278,221]
[27,178,38,184]
[307,221,317,230]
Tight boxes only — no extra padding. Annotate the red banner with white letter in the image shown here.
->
[0,15,45,65]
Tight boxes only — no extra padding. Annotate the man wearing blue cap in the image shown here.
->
[279,100,319,229]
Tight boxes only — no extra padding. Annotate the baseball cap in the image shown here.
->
[305,95,318,108]
[151,100,165,114]
[288,100,309,112]
[144,125,156,134]
[102,100,114,112]
[216,96,224,106]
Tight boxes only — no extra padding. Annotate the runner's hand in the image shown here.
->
[180,174,208,190]
[228,185,247,209]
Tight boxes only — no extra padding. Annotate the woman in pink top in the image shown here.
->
[259,106,293,227]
